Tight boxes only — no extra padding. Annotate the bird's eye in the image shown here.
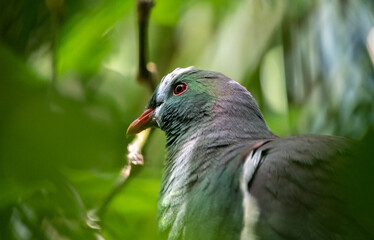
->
[173,82,188,96]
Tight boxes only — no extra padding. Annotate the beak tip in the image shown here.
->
[126,108,155,137]
[126,128,134,137]
[126,120,138,136]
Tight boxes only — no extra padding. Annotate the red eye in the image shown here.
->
[173,82,188,96]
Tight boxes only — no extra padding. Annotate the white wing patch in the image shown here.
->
[240,150,262,240]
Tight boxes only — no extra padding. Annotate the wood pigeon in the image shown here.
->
[127,67,374,240]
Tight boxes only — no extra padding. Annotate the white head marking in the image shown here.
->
[153,67,194,124]
[161,66,195,84]
[157,66,194,100]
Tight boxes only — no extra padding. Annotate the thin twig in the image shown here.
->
[96,129,151,217]
[136,0,156,91]
[45,0,63,86]
[95,0,156,219]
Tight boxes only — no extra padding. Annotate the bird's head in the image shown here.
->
[127,67,271,142]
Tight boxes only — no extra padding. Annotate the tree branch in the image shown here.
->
[136,0,156,91]
[94,0,156,219]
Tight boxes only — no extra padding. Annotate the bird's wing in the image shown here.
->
[243,135,374,240]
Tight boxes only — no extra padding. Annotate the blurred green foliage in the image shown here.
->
[0,0,373,239]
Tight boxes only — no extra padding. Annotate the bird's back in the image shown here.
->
[247,135,374,240]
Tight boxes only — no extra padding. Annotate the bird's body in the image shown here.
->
[127,67,374,240]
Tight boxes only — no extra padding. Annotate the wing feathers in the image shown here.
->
[245,135,373,240]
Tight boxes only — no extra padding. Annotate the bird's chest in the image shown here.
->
[158,159,245,240]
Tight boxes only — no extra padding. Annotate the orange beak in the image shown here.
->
[126,108,155,136]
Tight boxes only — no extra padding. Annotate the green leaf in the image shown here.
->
[57,0,134,76]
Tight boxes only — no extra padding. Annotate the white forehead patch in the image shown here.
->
[157,66,194,101]
[152,67,194,125]
[161,66,195,84]
[153,66,194,126]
